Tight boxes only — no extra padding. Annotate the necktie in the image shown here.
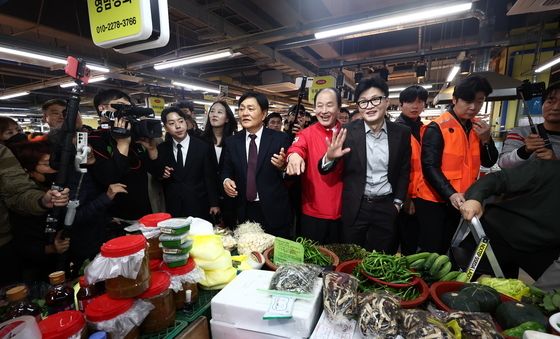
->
[176,143,183,170]
[246,134,257,201]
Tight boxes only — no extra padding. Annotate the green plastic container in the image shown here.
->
[163,253,189,268]
[161,239,193,255]
[158,218,192,235]
[159,233,191,248]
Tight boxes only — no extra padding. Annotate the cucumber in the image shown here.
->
[423,253,439,271]
[429,255,450,277]
[405,252,431,265]
[440,271,461,281]
[435,261,453,280]
[552,293,560,308]
[410,259,426,269]
[455,272,468,282]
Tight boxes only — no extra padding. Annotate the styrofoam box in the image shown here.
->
[211,319,290,339]
[211,269,323,338]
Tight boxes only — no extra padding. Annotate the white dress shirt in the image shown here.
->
[172,135,190,166]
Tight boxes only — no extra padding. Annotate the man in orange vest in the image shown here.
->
[393,85,428,254]
[415,76,498,254]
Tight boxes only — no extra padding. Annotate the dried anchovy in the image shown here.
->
[269,264,322,294]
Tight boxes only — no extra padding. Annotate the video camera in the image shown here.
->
[516,80,546,101]
[102,104,162,139]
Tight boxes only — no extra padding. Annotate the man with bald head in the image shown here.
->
[286,88,344,244]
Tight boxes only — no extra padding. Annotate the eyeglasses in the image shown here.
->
[357,96,386,109]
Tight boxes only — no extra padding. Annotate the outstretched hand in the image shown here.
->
[324,128,351,162]
[271,147,287,170]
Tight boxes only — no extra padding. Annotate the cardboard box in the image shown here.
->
[211,270,322,338]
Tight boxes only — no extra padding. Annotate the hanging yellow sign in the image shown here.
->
[148,96,165,115]
[87,0,153,48]
[308,76,336,103]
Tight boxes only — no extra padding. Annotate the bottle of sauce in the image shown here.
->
[4,285,42,321]
[45,271,75,315]
[77,276,101,313]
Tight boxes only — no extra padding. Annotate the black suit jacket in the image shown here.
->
[221,128,291,233]
[152,136,219,219]
[325,119,411,227]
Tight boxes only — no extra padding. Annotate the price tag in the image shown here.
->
[87,0,153,48]
[273,237,304,265]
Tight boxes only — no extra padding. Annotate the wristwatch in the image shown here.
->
[393,199,404,211]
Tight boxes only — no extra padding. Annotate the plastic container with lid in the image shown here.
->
[162,258,201,310]
[139,213,171,260]
[46,271,75,315]
[163,253,189,268]
[161,238,193,255]
[4,285,42,322]
[77,276,102,313]
[39,310,87,339]
[159,233,191,248]
[157,217,192,235]
[85,235,151,299]
[85,294,153,339]
[0,316,42,339]
[137,271,175,333]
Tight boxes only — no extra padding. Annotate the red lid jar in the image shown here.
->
[139,213,170,261]
[149,259,163,271]
[138,272,175,333]
[162,258,199,310]
[85,295,139,339]
[100,235,151,299]
[39,310,86,339]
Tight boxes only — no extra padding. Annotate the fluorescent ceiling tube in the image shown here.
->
[192,99,213,105]
[172,81,220,94]
[0,91,30,100]
[60,76,107,88]
[446,66,461,82]
[535,54,560,73]
[0,46,110,73]
[315,2,472,39]
[389,84,433,92]
[154,50,233,70]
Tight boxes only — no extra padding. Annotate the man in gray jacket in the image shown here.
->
[498,83,560,168]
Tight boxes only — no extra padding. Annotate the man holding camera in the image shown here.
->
[88,89,157,224]
[498,83,560,168]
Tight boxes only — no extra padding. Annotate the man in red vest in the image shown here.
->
[415,76,498,254]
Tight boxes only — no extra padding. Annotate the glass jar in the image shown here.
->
[77,276,102,313]
[39,310,87,339]
[85,294,139,339]
[45,271,75,315]
[162,258,199,310]
[101,235,151,299]
[4,285,42,322]
[138,272,175,333]
[139,213,171,260]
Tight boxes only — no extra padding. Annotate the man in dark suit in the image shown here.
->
[150,107,220,220]
[321,76,411,253]
[222,92,291,237]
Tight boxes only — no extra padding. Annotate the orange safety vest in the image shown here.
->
[416,111,480,202]
[408,125,425,198]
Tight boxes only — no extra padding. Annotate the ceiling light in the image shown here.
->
[315,2,472,39]
[172,81,220,94]
[446,66,461,82]
[154,50,233,70]
[0,46,110,73]
[388,93,400,99]
[389,84,433,92]
[535,54,560,73]
[60,76,107,88]
[0,91,30,100]
[192,99,213,105]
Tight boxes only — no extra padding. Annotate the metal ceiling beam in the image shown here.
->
[167,0,314,76]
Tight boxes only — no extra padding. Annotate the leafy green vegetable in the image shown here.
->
[323,243,369,262]
[295,237,332,266]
